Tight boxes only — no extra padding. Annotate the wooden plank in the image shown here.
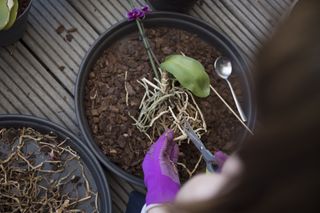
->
[0,44,78,132]
[191,1,257,59]
[22,0,100,94]
[108,176,128,211]
[275,0,289,10]
[0,53,46,116]
[67,0,111,33]
[265,0,286,14]
[0,100,9,113]
[23,23,76,93]
[0,91,21,114]
[250,1,280,27]
[28,13,81,70]
[34,1,87,56]
[0,69,31,115]
[100,0,128,21]
[223,0,269,40]
[57,0,98,42]
[0,107,7,114]
[83,0,119,25]
[257,0,281,21]
[15,44,74,106]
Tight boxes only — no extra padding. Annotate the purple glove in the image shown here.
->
[142,130,180,205]
[214,151,228,172]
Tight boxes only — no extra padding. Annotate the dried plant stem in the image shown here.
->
[128,76,207,143]
[124,71,129,106]
[191,155,203,175]
[0,128,99,213]
[210,85,253,135]
[177,155,203,177]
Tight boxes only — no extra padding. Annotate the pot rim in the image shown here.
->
[75,11,257,187]
[17,0,33,20]
[0,114,112,213]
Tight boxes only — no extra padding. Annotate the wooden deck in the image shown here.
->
[0,0,297,212]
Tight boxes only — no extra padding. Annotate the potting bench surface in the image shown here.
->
[0,0,297,212]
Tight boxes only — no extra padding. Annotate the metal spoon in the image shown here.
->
[214,56,247,122]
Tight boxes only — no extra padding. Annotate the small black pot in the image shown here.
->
[147,0,198,13]
[75,12,256,187]
[0,115,112,213]
[0,0,32,46]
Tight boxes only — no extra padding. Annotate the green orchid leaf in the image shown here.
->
[160,55,210,98]
[4,0,19,30]
[0,0,10,30]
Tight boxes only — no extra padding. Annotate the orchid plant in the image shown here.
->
[125,2,211,177]
[0,0,19,31]
[126,3,208,135]
[126,4,210,98]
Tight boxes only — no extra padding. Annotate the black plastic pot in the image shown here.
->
[0,0,32,46]
[75,12,256,187]
[147,0,198,13]
[0,115,112,213]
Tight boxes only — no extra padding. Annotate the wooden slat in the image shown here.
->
[0,43,78,132]
[191,1,257,61]
[22,0,99,93]
[68,0,112,33]
[57,0,98,42]
[34,2,86,58]
[229,0,270,38]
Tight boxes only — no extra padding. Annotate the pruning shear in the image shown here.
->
[183,121,218,173]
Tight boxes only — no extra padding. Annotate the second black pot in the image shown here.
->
[75,12,256,187]
[0,0,32,46]
[0,115,112,212]
[147,0,198,13]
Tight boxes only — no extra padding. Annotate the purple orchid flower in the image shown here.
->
[142,5,150,13]
[127,5,150,21]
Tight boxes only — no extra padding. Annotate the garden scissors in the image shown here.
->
[183,121,218,173]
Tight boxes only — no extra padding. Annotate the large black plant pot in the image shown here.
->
[0,115,112,212]
[75,12,256,187]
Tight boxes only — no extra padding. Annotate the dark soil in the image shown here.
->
[85,27,245,182]
[17,0,30,17]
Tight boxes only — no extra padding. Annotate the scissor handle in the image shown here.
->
[202,149,219,173]
[183,121,219,173]
[202,148,215,163]
[206,161,219,173]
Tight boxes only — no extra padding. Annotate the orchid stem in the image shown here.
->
[128,0,160,80]
[135,19,160,80]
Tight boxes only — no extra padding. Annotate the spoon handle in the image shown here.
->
[226,80,247,122]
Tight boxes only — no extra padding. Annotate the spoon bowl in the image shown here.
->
[214,56,232,79]
[214,56,247,122]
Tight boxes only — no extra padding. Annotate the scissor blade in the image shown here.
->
[183,121,206,151]
[184,129,204,151]
[183,121,216,163]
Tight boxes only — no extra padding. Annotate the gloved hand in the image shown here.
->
[142,129,180,205]
[214,151,228,172]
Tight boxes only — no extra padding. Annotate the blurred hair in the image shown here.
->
[171,0,320,212]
